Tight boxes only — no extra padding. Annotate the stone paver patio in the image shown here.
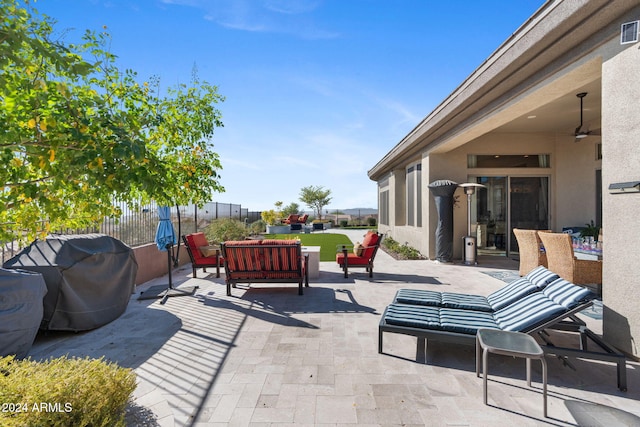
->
[29,229,640,426]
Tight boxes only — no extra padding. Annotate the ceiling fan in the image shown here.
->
[574,92,600,141]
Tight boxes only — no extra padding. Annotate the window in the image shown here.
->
[379,179,389,226]
[406,163,422,227]
[416,164,422,227]
[407,166,415,226]
[468,154,550,168]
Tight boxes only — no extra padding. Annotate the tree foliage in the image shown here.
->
[281,202,301,216]
[299,185,331,220]
[0,0,225,241]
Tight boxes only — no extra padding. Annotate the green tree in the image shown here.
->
[299,185,332,220]
[0,0,225,242]
[281,202,301,216]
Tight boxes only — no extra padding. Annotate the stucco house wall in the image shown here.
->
[601,23,640,357]
[371,1,640,357]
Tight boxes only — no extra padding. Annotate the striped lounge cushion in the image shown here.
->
[525,265,560,288]
[440,293,493,312]
[394,275,540,312]
[383,303,442,329]
[394,289,443,306]
[383,303,499,334]
[384,290,573,336]
[542,278,595,309]
[394,289,492,311]
[494,292,566,332]
[439,308,499,334]
[485,277,538,311]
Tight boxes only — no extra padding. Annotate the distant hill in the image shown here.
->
[342,208,377,216]
[303,208,377,216]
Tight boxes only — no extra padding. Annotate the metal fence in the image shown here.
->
[1,201,262,264]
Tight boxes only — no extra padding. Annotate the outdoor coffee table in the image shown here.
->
[476,328,547,417]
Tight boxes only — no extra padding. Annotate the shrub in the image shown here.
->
[0,355,136,427]
[260,209,280,226]
[249,219,266,235]
[339,220,348,228]
[205,218,249,243]
[366,217,377,226]
[382,236,423,260]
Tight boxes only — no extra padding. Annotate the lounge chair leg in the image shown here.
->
[483,348,489,406]
[416,338,426,363]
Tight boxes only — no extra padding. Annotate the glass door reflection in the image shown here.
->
[473,177,507,256]
[509,177,549,253]
[470,176,549,257]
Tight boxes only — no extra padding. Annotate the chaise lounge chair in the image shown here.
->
[393,266,558,312]
[379,278,627,391]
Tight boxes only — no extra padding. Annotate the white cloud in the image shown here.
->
[264,0,321,15]
[160,0,339,39]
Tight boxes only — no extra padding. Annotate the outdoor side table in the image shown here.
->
[476,328,547,417]
[300,246,320,279]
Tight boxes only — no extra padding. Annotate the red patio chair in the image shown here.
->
[182,233,222,278]
[336,231,383,278]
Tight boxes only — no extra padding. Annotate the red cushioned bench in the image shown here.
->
[221,239,309,296]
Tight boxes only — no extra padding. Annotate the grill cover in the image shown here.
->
[3,234,137,331]
[0,268,47,358]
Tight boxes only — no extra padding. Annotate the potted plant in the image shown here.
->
[580,220,600,240]
[262,202,289,234]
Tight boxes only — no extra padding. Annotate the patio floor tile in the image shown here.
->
[26,229,640,426]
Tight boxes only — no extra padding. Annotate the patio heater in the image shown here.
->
[459,183,485,265]
[428,180,459,263]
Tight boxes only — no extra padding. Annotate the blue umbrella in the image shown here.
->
[155,206,177,251]
[140,205,198,303]
[155,206,178,297]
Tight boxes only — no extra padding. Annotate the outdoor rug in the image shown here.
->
[481,270,520,284]
[481,270,602,320]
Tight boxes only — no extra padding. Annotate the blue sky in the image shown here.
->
[34,0,543,212]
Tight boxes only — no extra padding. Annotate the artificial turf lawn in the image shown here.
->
[264,232,353,261]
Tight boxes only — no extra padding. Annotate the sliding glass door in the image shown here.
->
[471,176,549,256]
[474,177,507,256]
[509,177,549,253]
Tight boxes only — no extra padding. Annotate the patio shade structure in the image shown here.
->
[138,206,198,304]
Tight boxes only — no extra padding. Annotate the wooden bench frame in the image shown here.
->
[220,240,309,296]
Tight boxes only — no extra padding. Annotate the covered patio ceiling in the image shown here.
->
[493,79,602,136]
[430,58,604,155]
